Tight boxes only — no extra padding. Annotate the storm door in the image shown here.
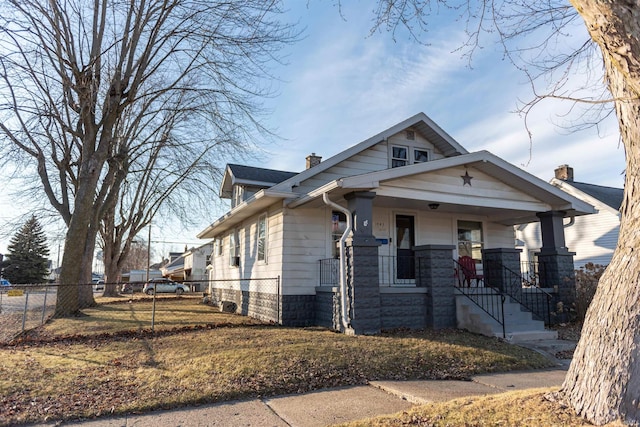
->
[395,215,415,280]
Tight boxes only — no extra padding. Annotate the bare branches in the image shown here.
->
[365,0,619,135]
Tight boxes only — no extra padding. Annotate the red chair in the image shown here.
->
[458,256,484,287]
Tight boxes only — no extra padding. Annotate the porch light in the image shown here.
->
[428,203,440,210]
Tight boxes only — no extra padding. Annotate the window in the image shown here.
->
[232,185,243,208]
[391,146,408,168]
[215,237,223,256]
[331,211,348,258]
[257,214,267,262]
[229,228,240,266]
[391,145,431,168]
[414,149,429,163]
[457,221,484,260]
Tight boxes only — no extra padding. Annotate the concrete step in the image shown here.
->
[503,330,558,343]
[456,294,554,341]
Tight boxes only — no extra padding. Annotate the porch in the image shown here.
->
[317,246,571,338]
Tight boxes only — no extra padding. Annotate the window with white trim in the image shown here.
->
[391,145,408,167]
[414,149,429,163]
[215,237,223,256]
[457,220,484,261]
[232,185,243,208]
[391,145,431,168]
[229,228,240,266]
[257,214,267,262]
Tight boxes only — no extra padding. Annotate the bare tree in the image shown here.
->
[0,1,295,315]
[99,102,231,297]
[363,0,639,424]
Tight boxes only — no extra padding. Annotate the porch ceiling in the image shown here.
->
[293,190,553,225]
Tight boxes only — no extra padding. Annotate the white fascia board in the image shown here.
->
[551,178,617,215]
[466,151,596,215]
[285,180,343,208]
[374,187,552,212]
[197,189,296,238]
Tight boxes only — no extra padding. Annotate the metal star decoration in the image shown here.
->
[461,171,473,186]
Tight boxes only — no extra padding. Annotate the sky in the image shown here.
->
[0,1,627,264]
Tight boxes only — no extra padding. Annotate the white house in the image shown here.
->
[197,113,595,336]
[161,243,214,291]
[517,165,623,269]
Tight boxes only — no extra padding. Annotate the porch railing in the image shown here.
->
[486,260,553,326]
[379,255,418,286]
[319,256,420,286]
[319,258,339,286]
[453,259,506,338]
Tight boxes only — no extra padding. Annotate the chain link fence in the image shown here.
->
[0,284,57,344]
[0,277,281,344]
[203,277,281,324]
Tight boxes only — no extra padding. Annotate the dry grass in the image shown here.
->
[0,298,554,425]
[41,295,261,337]
[341,388,625,427]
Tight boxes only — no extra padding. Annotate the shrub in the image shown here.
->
[574,263,606,321]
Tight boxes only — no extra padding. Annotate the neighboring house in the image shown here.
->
[198,113,595,336]
[517,165,623,269]
[161,243,214,291]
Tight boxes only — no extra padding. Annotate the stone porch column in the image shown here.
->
[344,191,381,335]
[413,245,456,329]
[482,248,522,293]
[536,210,576,308]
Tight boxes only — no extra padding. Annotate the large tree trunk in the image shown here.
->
[54,159,103,316]
[562,1,640,425]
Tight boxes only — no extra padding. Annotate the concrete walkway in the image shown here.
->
[37,340,576,427]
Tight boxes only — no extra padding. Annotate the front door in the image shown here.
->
[396,215,415,280]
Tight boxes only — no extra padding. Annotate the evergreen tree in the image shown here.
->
[2,216,50,284]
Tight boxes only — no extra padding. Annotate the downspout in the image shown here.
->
[322,193,352,330]
[564,216,575,227]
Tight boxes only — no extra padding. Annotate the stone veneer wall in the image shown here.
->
[379,288,428,330]
[208,286,315,326]
[315,287,341,330]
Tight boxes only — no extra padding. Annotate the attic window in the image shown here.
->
[406,130,415,140]
[391,146,408,167]
[414,149,429,163]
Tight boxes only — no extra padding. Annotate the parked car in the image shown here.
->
[121,282,145,293]
[142,278,189,295]
[93,279,105,291]
[0,279,12,288]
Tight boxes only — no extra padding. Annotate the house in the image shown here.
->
[517,165,623,269]
[197,113,595,337]
[161,243,214,291]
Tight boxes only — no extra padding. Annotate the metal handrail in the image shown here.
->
[453,259,505,338]
[487,260,553,326]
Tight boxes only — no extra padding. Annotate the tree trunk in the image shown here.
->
[54,159,103,316]
[563,1,640,425]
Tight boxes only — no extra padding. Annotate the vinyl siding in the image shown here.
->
[280,207,327,295]
[295,130,449,194]
[518,209,619,268]
[383,167,540,205]
[208,204,284,293]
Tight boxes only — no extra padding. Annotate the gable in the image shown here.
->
[291,128,454,194]
[271,112,468,194]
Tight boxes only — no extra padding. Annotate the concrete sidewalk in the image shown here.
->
[39,340,575,427]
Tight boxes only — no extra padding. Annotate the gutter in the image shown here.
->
[322,193,352,331]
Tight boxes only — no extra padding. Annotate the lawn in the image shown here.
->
[0,297,554,425]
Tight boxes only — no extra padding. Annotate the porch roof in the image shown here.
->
[286,151,596,225]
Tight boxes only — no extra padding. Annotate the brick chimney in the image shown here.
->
[554,164,574,182]
[306,153,322,169]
